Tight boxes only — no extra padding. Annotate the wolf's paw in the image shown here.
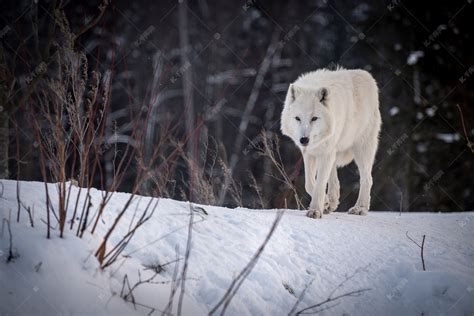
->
[348,205,368,216]
[324,196,339,214]
[306,209,322,219]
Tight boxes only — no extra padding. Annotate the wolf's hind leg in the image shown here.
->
[348,136,377,216]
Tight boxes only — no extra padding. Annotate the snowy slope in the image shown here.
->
[1,179,473,315]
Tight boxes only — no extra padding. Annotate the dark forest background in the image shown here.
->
[1,0,473,212]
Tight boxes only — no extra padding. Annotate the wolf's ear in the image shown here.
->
[288,84,296,103]
[318,87,329,104]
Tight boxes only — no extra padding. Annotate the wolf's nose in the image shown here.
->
[300,137,309,146]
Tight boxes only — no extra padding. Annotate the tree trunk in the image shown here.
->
[0,49,9,179]
[0,111,8,179]
[178,0,196,198]
[218,30,281,205]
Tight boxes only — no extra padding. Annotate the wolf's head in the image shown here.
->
[280,84,333,150]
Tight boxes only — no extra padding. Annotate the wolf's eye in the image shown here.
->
[311,116,318,122]
[295,117,301,122]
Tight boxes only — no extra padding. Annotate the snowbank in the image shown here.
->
[1,180,473,315]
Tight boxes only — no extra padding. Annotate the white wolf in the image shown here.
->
[280,68,381,218]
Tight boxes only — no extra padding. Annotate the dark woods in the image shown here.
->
[1,0,473,212]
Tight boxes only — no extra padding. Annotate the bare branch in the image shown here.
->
[288,279,315,315]
[406,231,427,271]
[164,247,181,315]
[72,0,109,42]
[455,104,473,154]
[177,203,195,316]
[292,265,370,315]
[209,210,284,314]
[2,218,17,262]
[295,288,371,315]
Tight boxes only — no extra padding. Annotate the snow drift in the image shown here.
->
[0,179,473,315]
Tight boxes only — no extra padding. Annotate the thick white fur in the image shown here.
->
[280,68,381,219]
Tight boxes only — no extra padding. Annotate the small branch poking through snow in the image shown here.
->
[177,203,195,316]
[101,198,160,269]
[406,231,427,271]
[164,247,181,315]
[293,265,371,315]
[17,199,34,227]
[143,258,182,275]
[209,210,284,315]
[295,288,371,315]
[120,273,158,315]
[2,218,16,262]
[421,235,426,271]
[26,205,34,228]
[34,261,42,273]
[288,279,315,315]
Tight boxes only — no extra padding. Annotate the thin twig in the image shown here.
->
[72,0,109,42]
[288,279,315,315]
[2,218,15,262]
[101,198,160,268]
[163,246,181,315]
[15,116,21,222]
[456,104,473,153]
[421,235,426,271]
[26,205,34,227]
[177,203,194,316]
[295,288,371,315]
[120,273,160,315]
[258,132,304,209]
[406,231,427,271]
[209,210,284,315]
[293,265,371,315]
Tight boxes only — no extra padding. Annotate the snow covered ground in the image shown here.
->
[1,179,473,315]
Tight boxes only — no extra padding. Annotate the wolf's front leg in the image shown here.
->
[307,154,335,219]
[303,154,317,197]
[324,162,340,214]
